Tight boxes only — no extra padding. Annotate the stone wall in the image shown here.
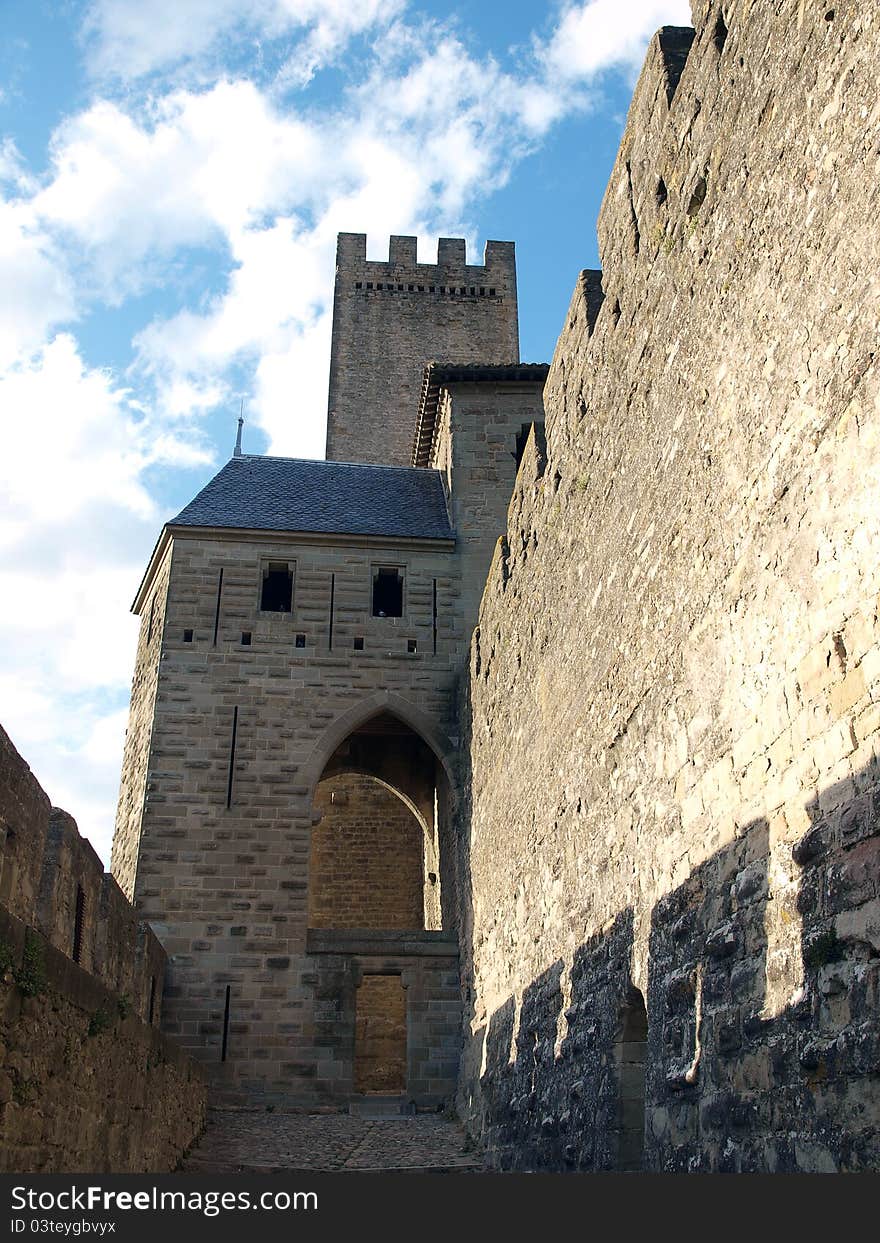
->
[0,907,205,1173]
[458,1,880,1172]
[310,774,425,930]
[326,234,519,467]
[0,726,206,1171]
[112,541,172,900]
[430,375,547,626]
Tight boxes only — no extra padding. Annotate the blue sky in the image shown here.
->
[0,0,691,864]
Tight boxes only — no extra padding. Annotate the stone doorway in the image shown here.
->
[354,974,407,1094]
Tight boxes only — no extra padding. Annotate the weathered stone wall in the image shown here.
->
[458,2,880,1172]
[310,774,425,930]
[431,378,546,627]
[326,234,519,467]
[0,908,205,1173]
[0,724,49,923]
[112,541,172,900]
[0,728,206,1171]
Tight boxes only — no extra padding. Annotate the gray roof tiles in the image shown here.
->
[170,455,454,542]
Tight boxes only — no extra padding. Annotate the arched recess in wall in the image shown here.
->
[310,769,438,931]
[303,695,458,932]
[615,987,648,1172]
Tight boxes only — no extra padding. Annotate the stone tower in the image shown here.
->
[110,233,545,1105]
[325,233,519,466]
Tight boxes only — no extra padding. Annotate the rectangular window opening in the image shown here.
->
[354,636,365,651]
[372,566,403,617]
[260,561,293,612]
[407,639,417,653]
[183,629,194,643]
[241,631,252,646]
[295,633,306,648]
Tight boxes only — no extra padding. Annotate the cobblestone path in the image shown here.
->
[180,1108,486,1173]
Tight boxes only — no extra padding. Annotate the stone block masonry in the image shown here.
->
[457,1,880,1172]
[0,726,206,1171]
[326,234,519,467]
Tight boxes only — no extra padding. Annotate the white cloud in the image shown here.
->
[82,0,406,83]
[542,0,693,82]
[0,198,75,367]
[0,335,213,860]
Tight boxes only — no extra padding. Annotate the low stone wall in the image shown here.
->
[0,907,206,1173]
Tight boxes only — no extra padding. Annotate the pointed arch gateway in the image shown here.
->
[304,691,459,934]
[303,694,461,1101]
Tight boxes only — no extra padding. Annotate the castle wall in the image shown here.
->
[432,379,546,627]
[326,234,519,467]
[0,727,205,1172]
[121,528,465,1101]
[112,540,173,900]
[458,3,880,1172]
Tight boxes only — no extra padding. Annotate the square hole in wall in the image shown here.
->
[407,639,417,653]
[183,629,194,643]
[372,566,403,617]
[353,636,364,651]
[260,560,294,612]
[295,633,306,648]
[241,631,252,646]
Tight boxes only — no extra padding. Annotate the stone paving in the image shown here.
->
[179,1108,486,1173]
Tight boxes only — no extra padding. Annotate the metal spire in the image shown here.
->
[233,401,244,457]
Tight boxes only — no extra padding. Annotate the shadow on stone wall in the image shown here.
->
[459,753,880,1172]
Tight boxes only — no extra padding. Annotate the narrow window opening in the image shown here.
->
[241,631,252,646]
[616,988,648,1172]
[432,579,438,655]
[148,976,156,1025]
[513,422,534,469]
[713,13,728,52]
[489,287,496,296]
[221,985,231,1061]
[687,174,708,217]
[354,636,365,651]
[183,629,193,643]
[295,633,306,648]
[407,639,417,653]
[212,568,224,647]
[328,573,335,650]
[146,595,155,644]
[372,567,404,617]
[72,885,86,964]
[355,281,362,289]
[260,562,293,612]
[226,706,239,809]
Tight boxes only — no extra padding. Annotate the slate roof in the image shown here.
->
[170,455,455,541]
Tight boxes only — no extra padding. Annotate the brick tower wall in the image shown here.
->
[325,234,519,467]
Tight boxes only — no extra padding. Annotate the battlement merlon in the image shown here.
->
[334,233,517,288]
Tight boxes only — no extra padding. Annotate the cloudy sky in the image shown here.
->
[0,0,691,865]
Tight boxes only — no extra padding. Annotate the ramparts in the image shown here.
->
[457,1,880,1172]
